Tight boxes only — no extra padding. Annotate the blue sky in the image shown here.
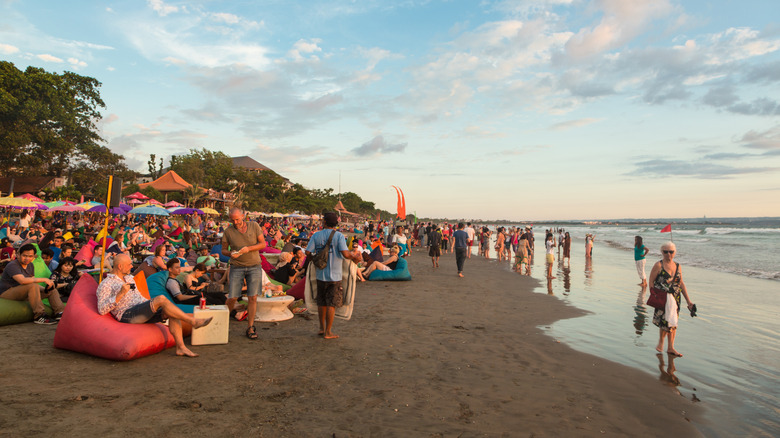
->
[1,0,779,220]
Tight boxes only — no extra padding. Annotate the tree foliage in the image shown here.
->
[0,61,136,199]
[0,61,107,176]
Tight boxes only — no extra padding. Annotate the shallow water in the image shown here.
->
[471,238,779,437]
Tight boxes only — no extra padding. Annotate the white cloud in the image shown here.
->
[67,57,87,68]
[0,43,19,55]
[287,39,323,61]
[148,0,180,17]
[549,118,601,131]
[564,0,674,60]
[36,53,63,63]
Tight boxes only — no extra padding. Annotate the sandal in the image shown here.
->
[246,325,258,340]
[231,310,247,321]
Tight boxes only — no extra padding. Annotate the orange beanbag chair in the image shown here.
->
[53,275,176,361]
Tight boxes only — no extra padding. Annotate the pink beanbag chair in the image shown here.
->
[287,279,305,300]
[53,275,176,361]
[74,239,97,267]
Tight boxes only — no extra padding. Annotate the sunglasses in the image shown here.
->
[662,250,675,254]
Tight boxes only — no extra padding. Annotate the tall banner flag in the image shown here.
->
[391,186,406,220]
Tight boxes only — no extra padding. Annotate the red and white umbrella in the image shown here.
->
[125,191,150,200]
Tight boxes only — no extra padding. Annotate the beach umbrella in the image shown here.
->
[118,203,132,211]
[77,201,103,209]
[88,205,126,214]
[169,207,204,215]
[147,199,163,206]
[200,207,219,215]
[0,197,40,208]
[271,212,284,218]
[129,206,170,216]
[17,193,44,203]
[125,191,150,200]
[49,204,85,212]
[127,198,144,205]
[164,200,184,208]
[35,203,49,210]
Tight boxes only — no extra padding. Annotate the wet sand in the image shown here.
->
[0,247,700,437]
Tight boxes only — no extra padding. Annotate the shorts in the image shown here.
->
[429,246,441,257]
[316,280,343,307]
[546,253,554,264]
[119,301,165,324]
[228,264,263,299]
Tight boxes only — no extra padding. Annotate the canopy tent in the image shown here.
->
[139,170,192,193]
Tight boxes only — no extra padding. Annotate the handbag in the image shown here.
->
[311,230,336,270]
[647,287,668,309]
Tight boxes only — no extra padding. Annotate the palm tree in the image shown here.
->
[184,184,206,207]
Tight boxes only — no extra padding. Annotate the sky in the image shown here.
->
[1,0,779,221]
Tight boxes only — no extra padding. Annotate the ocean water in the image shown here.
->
[471,220,780,437]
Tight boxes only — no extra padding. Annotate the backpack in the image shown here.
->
[311,230,336,270]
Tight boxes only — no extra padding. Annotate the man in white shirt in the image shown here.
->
[465,223,476,259]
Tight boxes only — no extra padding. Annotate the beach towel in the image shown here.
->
[665,293,679,328]
[303,259,358,320]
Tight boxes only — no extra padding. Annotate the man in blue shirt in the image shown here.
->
[305,212,361,339]
[453,223,470,277]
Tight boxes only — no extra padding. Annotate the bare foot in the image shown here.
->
[318,329,324,336]
[548,276,556,279]
[667,350,683,357]
[192,317,213,329]
[323,333,339,339]
[656,345,664,353]
[458,273,464,277]
[176,347,199,357]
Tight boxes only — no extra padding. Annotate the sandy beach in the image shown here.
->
[0,247,700,437]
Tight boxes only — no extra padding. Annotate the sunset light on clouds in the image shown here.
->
[1,0,778,220]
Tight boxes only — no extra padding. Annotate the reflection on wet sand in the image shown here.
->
[547,277,554,295]
[559,260,571,295]
[633,286,649,336]
[656,353,681,392]
[584,256,593,288]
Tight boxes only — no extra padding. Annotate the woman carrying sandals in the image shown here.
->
[648,242,695,357]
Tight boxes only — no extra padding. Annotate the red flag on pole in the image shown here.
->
[660,224,672,233]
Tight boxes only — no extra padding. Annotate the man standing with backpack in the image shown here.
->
[305,212,362,339]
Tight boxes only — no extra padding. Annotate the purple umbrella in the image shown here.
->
[169,207,204,215]
[119,203,132,211]
[88,205,126,214]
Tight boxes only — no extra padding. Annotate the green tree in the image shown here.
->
[49,185,81,202]
[147,154,164,179]
[140,186,163,202]
[0,62,105,177]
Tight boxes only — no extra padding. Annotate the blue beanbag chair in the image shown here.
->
[368,257,412,281]
[210,244,231,263]
[146,271,195,313]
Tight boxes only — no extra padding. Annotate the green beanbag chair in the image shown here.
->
[368,257,412,281]
[0,298,53,326]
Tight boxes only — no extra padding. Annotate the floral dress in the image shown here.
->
[652,261,681,330]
